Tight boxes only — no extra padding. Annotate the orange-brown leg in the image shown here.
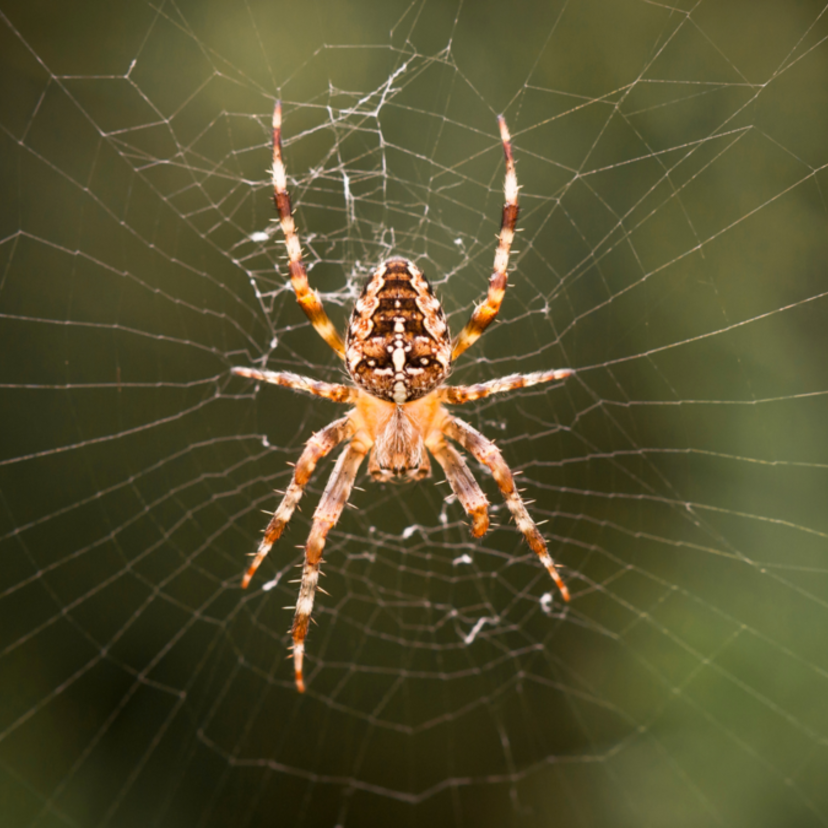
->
[241,416,354,589]
[232,366,357,403]
[437,368,573,405]
[290,442,367,692]
[442,414,570,602]
[451,115,519,361]
[427,435,489,537]
[271,101,345,358]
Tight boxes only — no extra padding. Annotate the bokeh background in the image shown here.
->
[2,1,828,826]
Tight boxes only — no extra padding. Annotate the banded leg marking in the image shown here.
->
[443,414,570,602]
[290,442,367,692]
[451,115,519,361]
[271,101,345,358]
[232,366,357,403]
[241,415,354,589]
[438,368,573,405]
[427,435,489,537]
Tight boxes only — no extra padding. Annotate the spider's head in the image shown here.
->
[345,259,452,404]
[368,404,430,482]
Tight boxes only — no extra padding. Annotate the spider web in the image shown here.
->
[2,0,828,825]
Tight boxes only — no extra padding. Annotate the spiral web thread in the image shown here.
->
[2,2,828,825]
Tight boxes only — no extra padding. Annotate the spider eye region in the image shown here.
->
[346,258,452,403]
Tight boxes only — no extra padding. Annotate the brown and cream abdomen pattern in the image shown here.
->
[345,259,452,404]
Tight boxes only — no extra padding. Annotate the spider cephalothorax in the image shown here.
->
[233,102,574,692]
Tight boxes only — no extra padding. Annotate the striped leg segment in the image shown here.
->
[438,368,573,405]
[427,435,490,537]
[232,366,357,403]
[241,416,354,589]
[290,442,367,692]
[271,101,346,358]
[443,414,570,602]
[451,115,519,361]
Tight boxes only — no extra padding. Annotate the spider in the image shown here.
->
[233,102,574,692]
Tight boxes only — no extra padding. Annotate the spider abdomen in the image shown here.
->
[346,258,452,404]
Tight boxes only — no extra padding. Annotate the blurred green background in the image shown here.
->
[2,0,828,826]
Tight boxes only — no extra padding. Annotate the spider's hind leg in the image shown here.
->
[451,115,519,361]
[271,101,346,359]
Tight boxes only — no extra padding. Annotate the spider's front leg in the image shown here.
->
[426,434,489,537]
[291,440,368,692]
[241,416,354,588]
[443,414,570,602]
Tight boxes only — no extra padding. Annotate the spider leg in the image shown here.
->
[291,441,368,692]
[271,101,346,359]
[451,116,519,361]
[241,415,355,589]
[426,434,489,537]
[232,367,357,403]
[442,414,570,602]
[438,368,573,405]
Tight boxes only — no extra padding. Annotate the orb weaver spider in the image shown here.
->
[233,102,573,692]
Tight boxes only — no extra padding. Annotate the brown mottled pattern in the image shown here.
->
[345,258,452,402]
